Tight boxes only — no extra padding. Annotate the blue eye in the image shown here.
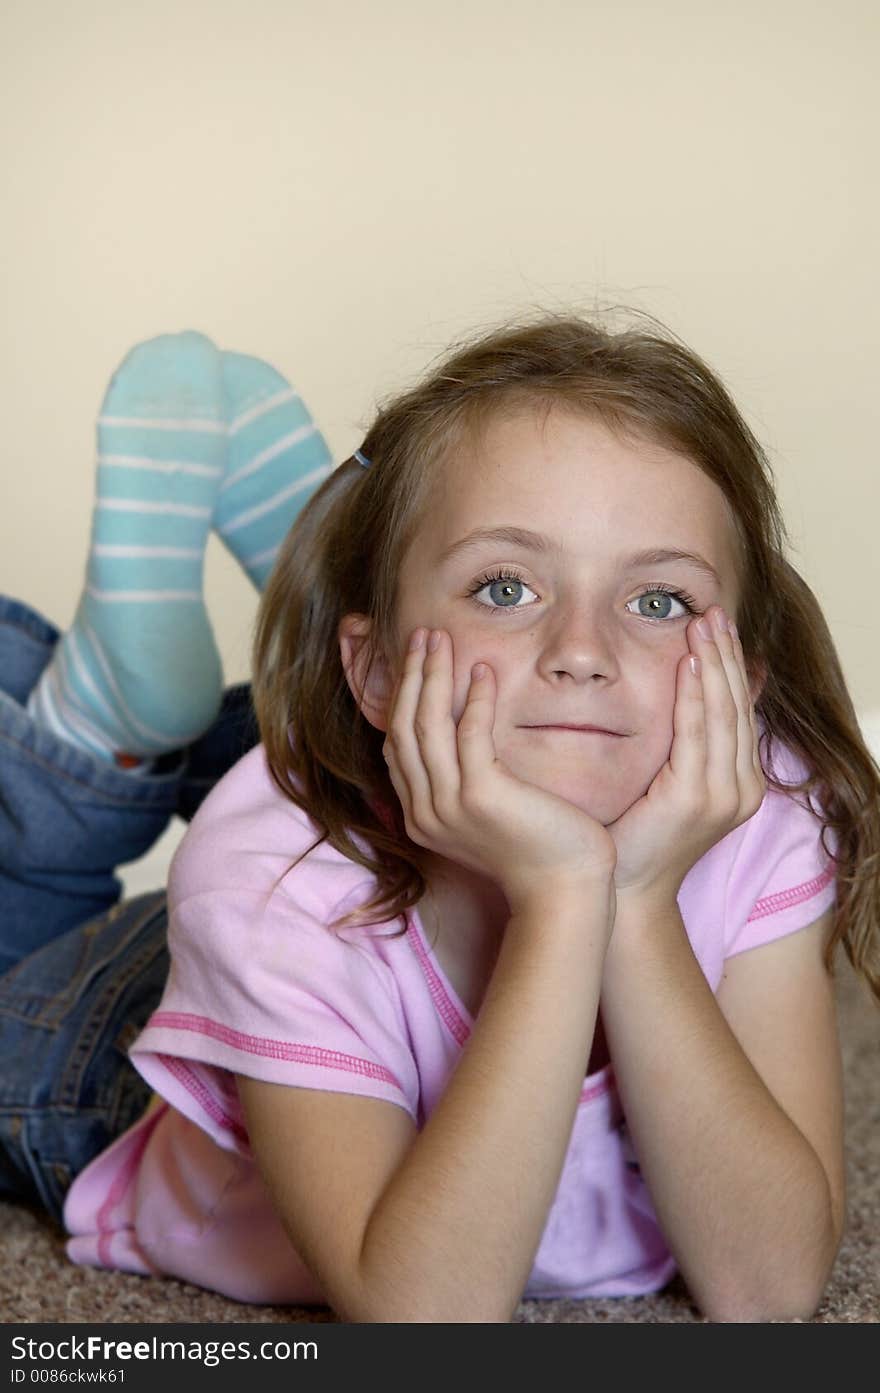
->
[626,587,697,620]
[466,574,699,620]
[467,569,539,610]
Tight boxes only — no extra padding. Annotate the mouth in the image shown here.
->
[520,725,626,738]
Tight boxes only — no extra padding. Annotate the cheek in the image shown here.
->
[641,641,683,706]
[636,649,683,769]
[448,628,509,720]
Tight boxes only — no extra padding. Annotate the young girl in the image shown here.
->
[2,316,878,1323]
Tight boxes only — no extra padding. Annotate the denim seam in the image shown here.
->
[0,898,165,1026]
[0,897,165,1041]
[55,932,168,1109]
[0,612,58,646]
[0,1101,125,1120]
[0,923,100,1023]
[0,724,183,807]
[19,1117,66,1224]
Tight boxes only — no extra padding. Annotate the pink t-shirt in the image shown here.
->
[64,739,837,1306]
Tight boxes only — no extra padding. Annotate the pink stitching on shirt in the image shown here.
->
[405,916,471,1046]
[147,1010,401,1088]
[95,1104,162,1267]
[158,1054,249,1145]
[746,864,834,921]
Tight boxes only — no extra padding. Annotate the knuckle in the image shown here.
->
[433,793,458,825]
[459,782,488,819]
[682,784,708,820]
[719,703,739,732]
[718,794,741,822]
[400,811,421,843]
[404,806,431,845]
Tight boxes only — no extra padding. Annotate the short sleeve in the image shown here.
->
[128,742,422,1153]
[723,745,837,960]
[131,883,421,1155]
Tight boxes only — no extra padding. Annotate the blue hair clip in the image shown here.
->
[354,449,372,469]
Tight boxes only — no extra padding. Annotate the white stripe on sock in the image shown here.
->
[92,545,203,559]
[228,386,300,436]
[98,453,224,479]
[98,414,226,433]
[83,622,194,747]
[96,499,212,519]
[218,464,333,536]
[221,424,318,492]
[65,630,136,744]
[85,585,202,603]
[47,664,118,757]
[29,676,73,745]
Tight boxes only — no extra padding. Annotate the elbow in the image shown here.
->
[347,1228,522,1322]
[336,1252,518,1323]
[700,1283,828,1325]
[337,1290,517,1324]
[693,1188,844,1324]
[695,1245,840,1324]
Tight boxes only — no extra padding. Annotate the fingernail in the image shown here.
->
[729,620,739,640]
[689,655,701,676]
[472,662,487,680]
[409,628,425,651]
[427,629,441,652]
[714,608,729,632]
[696,618,712,641]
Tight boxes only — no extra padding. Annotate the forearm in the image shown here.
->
[601,896,839,1323]
[354,878,614,1322]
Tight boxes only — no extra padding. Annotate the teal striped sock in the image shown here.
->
[216,352,334,590]
[27,332,226,763]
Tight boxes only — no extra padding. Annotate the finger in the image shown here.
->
[456,660,499,794]
[728,620,765,794]
[709,611,753,781]
[729,618,763,802]
[691,607,741,801]
[384,628,433,819]
[712,612,764,811]
[667,642,706,788]
[414,629,462,814]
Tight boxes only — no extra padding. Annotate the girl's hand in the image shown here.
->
[383,628,617,911]
[607,606,765,902]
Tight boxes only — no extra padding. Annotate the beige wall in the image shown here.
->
[2,0,878,737]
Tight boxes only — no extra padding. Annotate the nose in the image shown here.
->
[535,604,620,684]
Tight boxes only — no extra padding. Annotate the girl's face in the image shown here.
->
[386,406,747,826]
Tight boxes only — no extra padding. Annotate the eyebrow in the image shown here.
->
[436,525,722,586]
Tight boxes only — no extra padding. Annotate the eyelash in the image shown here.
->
[465,568,701,620]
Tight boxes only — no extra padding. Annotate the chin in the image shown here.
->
[502,734,666,825]
[514,767,649,827]
[573,790,642,826]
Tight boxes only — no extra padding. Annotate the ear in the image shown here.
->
[338,613,394,733]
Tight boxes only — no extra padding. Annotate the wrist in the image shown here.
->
[605,888,687,971]
[613,873,682,918]
[505,869,616,921]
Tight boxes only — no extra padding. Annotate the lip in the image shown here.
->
[521,725,626,737]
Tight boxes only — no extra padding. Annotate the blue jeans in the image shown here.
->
[0,595,259,1224]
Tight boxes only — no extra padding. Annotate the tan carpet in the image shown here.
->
[2,961,877,1324]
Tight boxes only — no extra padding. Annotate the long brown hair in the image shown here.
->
[252,313,880,1003]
